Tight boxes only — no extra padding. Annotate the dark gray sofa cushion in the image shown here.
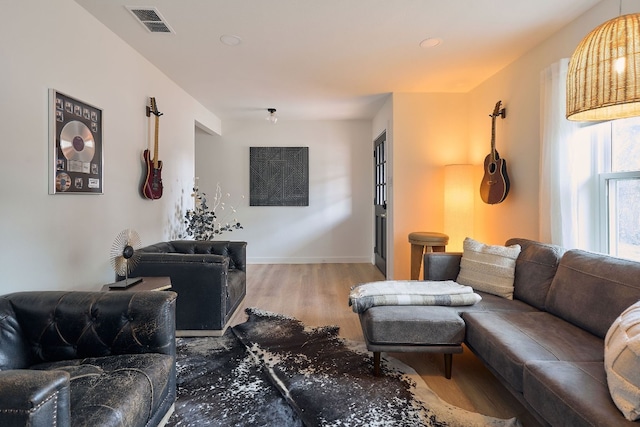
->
[505,238,565,310]
[360,306,465,346]
[545,250,640,339]
[455,290,539,313]
[464,311,604,393]
[524,361,636,426]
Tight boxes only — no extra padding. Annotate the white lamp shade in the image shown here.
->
[444,164,474,252]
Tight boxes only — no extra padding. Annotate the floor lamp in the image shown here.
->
[444,164,474,252]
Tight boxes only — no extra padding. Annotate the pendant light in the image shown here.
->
[566,11,640,121]
[266,108,278,124]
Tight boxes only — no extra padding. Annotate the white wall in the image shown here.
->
[389,93,469,279]
[1,0,632,292]
[195,119,374,263]
[373,0,628,278]
[0,0,220,293]
[467,0,629,246]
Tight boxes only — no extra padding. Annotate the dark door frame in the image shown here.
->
[373,130,387,276]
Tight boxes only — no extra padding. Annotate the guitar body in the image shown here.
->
[142,148,163,200]
[480,150,509,204]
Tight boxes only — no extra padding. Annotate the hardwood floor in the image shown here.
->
[231,263,539,426]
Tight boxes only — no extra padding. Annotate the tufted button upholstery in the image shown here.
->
[6,291,176,363]
[0,291,177,427]
[0,298,32,369]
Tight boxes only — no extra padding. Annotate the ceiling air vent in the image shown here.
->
[126,6,175,34]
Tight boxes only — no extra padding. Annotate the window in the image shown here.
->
[599,117,640,261]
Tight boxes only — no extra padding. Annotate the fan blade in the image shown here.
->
[110,229,142,277]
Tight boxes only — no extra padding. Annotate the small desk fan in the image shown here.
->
[109,229,143,288]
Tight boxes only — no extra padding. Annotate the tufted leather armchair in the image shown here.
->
[0,291,177,427]
[121,240,246,335]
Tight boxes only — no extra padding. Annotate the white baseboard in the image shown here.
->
[176,328,226,337]
[248,256,372,264]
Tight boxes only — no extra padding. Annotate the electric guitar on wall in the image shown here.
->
[142,97,163,200]
[480,100,510,204]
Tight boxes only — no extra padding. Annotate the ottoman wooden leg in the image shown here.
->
[373,352,381,376]
[410,243,424,280]
[444,353,453,379]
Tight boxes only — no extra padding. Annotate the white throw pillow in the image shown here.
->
[456,237,521,299]
[605,300,640,421]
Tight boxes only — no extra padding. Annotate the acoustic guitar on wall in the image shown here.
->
[480,100,510,205]
[142,97,163,200]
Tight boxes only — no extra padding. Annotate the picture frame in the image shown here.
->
[249,146,309,206]
[49,89,103,194]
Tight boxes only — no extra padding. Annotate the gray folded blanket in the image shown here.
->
[349,280,482,313]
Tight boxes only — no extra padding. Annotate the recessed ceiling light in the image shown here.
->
[220,34,242,46]
[419,37,443,48]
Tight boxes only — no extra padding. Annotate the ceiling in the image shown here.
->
[74,0,601,122]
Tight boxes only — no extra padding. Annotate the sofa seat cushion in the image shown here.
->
[455,291,538,313]
[360,306,465,346]
[464,311,604,393]
[31,353,173,427]
[524,361,636,426]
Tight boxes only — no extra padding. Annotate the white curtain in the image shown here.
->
[539,59,604,250]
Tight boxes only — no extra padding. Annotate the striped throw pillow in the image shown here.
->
[456,237,521,299]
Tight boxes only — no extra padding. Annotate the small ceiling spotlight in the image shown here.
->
[419,37,443,48]
[220,34,242,47]
[266,108,278,124]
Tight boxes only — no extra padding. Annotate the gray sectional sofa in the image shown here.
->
[422,238,640,426]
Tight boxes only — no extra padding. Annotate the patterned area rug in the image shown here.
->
[167,308,521,427]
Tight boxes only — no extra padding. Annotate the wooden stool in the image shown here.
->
[408,232,449,280]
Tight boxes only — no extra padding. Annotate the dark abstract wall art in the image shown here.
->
[250,147,309,206]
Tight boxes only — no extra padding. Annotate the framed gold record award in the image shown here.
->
[49,89,103,194]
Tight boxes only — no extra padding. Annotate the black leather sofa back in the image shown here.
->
[0,297,32,369]
[3,292,176,365]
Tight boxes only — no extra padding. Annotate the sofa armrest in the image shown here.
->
[5,291,177,363]
[0,370,70,426]
[227,241,247,272]
[423,252,462,281]
[127,253,231,330]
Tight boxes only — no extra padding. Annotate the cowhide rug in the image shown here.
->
[167,308,521,427]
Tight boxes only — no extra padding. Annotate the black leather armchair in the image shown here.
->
[0,290,177,427]
[122,240,247,334]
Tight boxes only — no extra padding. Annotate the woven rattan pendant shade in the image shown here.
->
[567,13,640,121]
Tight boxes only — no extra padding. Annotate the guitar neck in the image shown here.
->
[489,101,502,159]
[153,114,160,169]
[490,117,497,158]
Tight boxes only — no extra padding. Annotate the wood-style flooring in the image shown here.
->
[230,263,539,426]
